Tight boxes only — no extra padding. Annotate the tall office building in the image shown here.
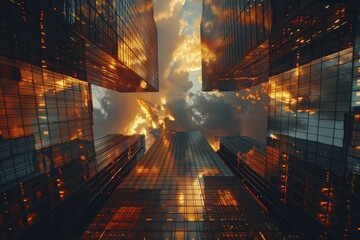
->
[0,0,157,239]
[201,0,360,239]
[217,136,267,179]
[0,0,158,92]
[90,134,145,179]
[267,1,359,239]
[82,131,298,239]
[0,134,145,239]
[217,136,339,239]
[201,0,272,91]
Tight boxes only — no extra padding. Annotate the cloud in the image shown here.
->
[168,62,193,93]
[179,18,190,35]
[163,86,268,148]
[92,86,140,139]
[154,0,186,21]
[92,1,268,151]
[171,33,202,74]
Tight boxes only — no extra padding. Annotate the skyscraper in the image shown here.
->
[217,135,330,239]
[82,131,298,239]
[217,136,267,179]
[201,0,272,91]
[0,0,158,92]
[0,0,157,239]
[267,2,359,239]
[201,0,360,239]
[0,134,145,239]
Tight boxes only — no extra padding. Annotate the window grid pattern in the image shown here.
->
[0,55,96,239]
[345,10,360,239]
[0,0,158,92]
[0,134,145,239]
[266,2,359,239]
[201,0,272,91]
[218,136,267,179]
[60,0,158,90]
[0,56,94,184]
[83,131,291,239]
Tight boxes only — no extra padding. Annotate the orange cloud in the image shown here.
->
[154,0,186,21]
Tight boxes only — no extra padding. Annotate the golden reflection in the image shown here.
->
[70,134,79,141]
[209,139,220,151]
[163,138,170,148]
[135,166,159,175]
[118,30,147,79]
[124,98,175,149]
[0,59,91,148]
[217,190,237,206]
[234,83,268,110]
[140,80,147,89]
[178,193,184,205]
[26,213,38,226]
[279,153,289,204]
[59,190,67,200]
[269,134,278,140]
[269,72,318,115]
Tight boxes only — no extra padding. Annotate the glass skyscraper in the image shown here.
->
[0,134,145,239]
[201,0,272,91]
[217,136,308,238]
[202,0,360,239]
[267,1,359,239]
[0,0,158,92]
[217,136,267,179]
[82,131,297,239]
[0,0,157,239]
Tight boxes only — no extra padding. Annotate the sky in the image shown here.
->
[92,0,268,150]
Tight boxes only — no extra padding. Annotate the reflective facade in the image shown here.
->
[201,0,272,91]
[82,0,159,91]
[83,131,294,239]
[267,2,360,239]
[0,0,157,238]
[0,134,144,239]
[0,56,96,196]
[217,136,267,178]
[202,0,360,239]
[0,0,158,92]
[217,136,305,238]
[0,138,95,239]
[90,134,145,179]
[347,11,360,239]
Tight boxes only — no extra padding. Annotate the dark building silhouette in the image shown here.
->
[0,0,158,92]
[266,135,351,239]
[0,134,145,239]
[217,135,347,239]
[0,0,157,239]
[217,136,301,235]
[202,1,360,239]
[82,131,298,239]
